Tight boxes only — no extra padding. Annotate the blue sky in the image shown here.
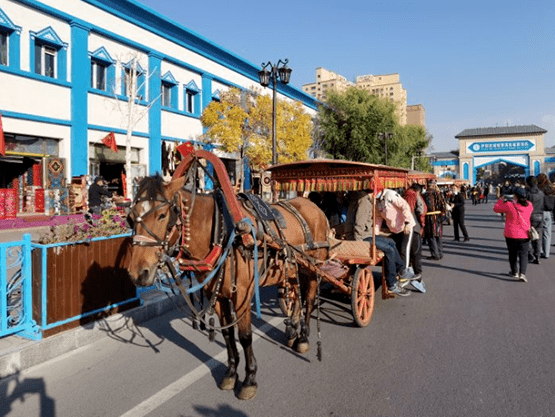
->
[136,0,555,152]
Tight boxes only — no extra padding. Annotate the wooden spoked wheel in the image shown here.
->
[351,266,375,327]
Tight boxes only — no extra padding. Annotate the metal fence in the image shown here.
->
[0,234,41,340]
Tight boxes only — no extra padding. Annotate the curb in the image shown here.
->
[0,290,179,380]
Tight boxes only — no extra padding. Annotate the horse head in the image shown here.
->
[126,174,215,287]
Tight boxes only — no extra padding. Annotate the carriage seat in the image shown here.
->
[328,237,384,265]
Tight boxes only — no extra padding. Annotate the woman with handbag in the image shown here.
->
[493,187,534,282]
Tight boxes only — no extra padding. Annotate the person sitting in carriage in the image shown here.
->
[352,189,412,297]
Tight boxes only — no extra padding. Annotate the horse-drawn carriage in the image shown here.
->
[124,148,409,399]
[267,159,410,327]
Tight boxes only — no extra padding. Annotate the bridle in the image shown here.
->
[130,192,181,257]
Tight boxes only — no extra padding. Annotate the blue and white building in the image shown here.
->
[0,0,317,195]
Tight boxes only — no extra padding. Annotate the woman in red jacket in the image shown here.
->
[493,187,534,282]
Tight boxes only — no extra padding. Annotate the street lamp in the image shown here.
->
[258,59,292,166]
[378,132,393,165]
[411,150,423,170]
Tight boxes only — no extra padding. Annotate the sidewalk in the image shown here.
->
[0,289,179,380]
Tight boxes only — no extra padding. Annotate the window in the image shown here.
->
[91,60,107,91]
[186,90,196,113]
[0,31,7,66]
[35,43,56,78]
[122,63,145,100]
[161,82,172,107]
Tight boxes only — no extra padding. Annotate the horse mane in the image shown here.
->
[135,174,166,202]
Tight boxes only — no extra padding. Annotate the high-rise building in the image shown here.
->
[407,104,426,128]
[302,68,410,125]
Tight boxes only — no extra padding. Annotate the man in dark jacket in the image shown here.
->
[450,185,469,242]
[500,180,514,197]
[525,176,545,264]
[88,176,110,215]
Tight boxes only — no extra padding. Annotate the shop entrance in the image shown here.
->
[0,156,40,188]
[99,162,125,197]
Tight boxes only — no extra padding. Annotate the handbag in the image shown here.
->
[514,203,538,240]
[529,226,539,241]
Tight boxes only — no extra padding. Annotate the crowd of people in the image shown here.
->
[309,172,555,296]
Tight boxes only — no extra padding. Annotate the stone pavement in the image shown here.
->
[0,290,179,379]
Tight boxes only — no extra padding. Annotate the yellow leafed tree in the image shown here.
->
[201,87,313,171]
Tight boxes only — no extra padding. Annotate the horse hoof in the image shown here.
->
[219,375,237,391]
[286,336,297,349]
[237,384,257,401]
[295,341,310,354]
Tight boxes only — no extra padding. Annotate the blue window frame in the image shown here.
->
[0,8,21,69]
[161,71,178,109]
[30,27,67,81]
[89,47,115,92]
[184,80,201,115]
[122,60,146,100]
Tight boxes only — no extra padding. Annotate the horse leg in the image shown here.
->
[218,298,239,391]
[236,307,258,401]
[285,282,300,348]
[295,274,317,354]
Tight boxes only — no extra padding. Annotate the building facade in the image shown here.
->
[430,125,554,185]
[0,0,317,214]
[302,68,409,125]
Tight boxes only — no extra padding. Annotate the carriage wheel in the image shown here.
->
[351,266,375,327]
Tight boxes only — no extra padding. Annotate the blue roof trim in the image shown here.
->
[0,7,21,33]
[89,46,114,64]
[185,80,200,92]
[31,26,67,48]
[161,71,178,85]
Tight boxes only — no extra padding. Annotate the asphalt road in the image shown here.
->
[1,201,555,417]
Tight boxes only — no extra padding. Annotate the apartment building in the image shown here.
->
[301,67,354,101]
[302,68,409,125]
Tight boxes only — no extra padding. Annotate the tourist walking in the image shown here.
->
[525,176,545,264]
[493,188,533,282]
[423,180,447,260]
[450,185,469,241]
[537,173,554,259]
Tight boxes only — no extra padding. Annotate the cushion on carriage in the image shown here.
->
[328,237,384,263]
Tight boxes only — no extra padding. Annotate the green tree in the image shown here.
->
[315,87,429,168]
[200,87,312,171]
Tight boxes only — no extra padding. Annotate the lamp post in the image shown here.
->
[258,59,292,166]
[411,150,423,170]
[378,132,393,165]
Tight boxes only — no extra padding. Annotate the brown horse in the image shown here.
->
[126,173,329,400]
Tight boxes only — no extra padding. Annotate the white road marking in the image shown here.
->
[120,315,284,417]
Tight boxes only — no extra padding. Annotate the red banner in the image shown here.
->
[0,114,5,156]
[101,132,118,153]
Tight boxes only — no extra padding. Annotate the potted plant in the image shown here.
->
[32,208,138,337]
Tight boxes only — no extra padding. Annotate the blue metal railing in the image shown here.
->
[0,234,40,340]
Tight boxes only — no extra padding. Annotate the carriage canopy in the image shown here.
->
[267,159,409,193]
